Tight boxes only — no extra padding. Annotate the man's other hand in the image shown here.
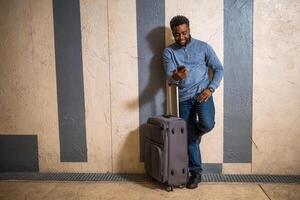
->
[197,89,212,103]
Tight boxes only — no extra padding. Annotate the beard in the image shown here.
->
[176,34,191,46]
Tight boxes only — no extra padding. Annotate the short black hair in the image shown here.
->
[170,15,189,29]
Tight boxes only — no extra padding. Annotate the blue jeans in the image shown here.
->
[179,94,215,176]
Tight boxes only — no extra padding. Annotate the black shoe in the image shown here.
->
[186,174,202,189]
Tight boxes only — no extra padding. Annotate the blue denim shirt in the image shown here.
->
[163,38,224,102]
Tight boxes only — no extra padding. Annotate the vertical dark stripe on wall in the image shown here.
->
[136,0,165,125]
[224,0,253,163]
[0,135,39,172]
[53,0,87,162]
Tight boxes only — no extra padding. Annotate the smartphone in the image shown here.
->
[177,66,186,71]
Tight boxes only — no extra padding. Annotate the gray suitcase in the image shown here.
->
[144,83,188,192]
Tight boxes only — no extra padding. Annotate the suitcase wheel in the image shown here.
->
[166,186,173,192]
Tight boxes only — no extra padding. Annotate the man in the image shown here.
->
[163,15,223,189]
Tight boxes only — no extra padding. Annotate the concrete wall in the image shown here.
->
[252,0,300,174]
[0,0,299,174]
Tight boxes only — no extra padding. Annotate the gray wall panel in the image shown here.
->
[53,0,87,162]
[224,0,253,163]
[0,135,39,172]
[136,0,166,124]
[202,163,222,174]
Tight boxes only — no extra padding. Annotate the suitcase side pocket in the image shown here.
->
[151,144,163,182]
[145,140,164,182]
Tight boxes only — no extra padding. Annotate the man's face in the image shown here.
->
[172,23,190,46]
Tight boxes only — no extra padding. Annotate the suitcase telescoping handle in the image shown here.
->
[166,81,179,118]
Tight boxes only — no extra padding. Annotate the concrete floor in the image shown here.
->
[0,181,299,200]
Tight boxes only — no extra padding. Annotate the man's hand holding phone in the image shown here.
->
[172,66,189,81]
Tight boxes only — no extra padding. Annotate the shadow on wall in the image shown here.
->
[140,26,166,112]
[138,27,174,164]
[123,27,174,168]
[127,26,169,116]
